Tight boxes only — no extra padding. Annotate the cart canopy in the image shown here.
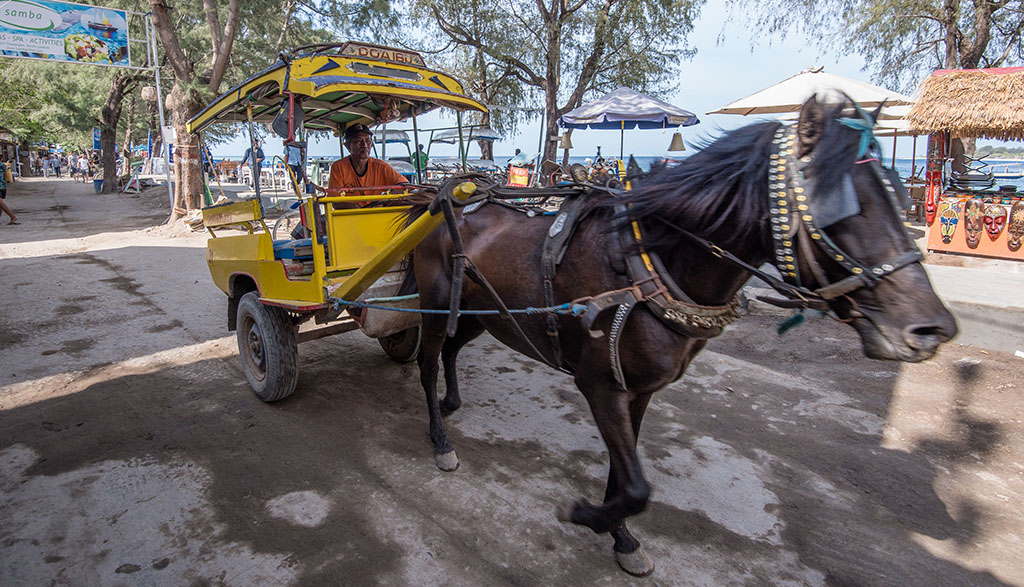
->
[187,42,487,135]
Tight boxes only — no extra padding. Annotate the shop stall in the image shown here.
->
[907,67,1024,261]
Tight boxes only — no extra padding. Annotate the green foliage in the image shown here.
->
[407,0,702,140]
[729,0,1024,92]
[0,60,111,147]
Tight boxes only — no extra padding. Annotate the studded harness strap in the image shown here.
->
[764,124,922,306]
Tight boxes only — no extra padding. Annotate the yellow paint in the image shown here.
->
[202,199,263,228]
[187,51,487,134]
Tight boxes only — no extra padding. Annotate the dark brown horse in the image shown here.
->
[406,97,957,575]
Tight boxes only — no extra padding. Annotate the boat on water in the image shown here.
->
[991,162,1024,179]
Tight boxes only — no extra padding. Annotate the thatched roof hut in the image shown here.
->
[906,67,1024,140]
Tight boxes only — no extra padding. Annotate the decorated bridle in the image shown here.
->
[661,105,922,314]
[762,109,922,309]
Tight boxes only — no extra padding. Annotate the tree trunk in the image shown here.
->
[18,139,31,177]
[543,87,560,163]
[166,83,205,211]
[478,139,493,161]
[99,72,138,194]
[123,92,135,159]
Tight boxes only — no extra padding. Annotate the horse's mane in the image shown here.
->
[593,100,861,254]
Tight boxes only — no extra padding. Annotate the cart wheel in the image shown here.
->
[379,326,421,363]
[272,209,300,240]
[236,292,299,401]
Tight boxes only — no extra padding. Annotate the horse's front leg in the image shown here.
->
[558,381,651,566]
[440,316,484,416]
[418,313,459,471]
[606,393,655,576]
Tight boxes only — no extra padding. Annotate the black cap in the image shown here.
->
[344,123,373,141]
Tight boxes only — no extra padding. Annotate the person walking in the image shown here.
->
[77,154,90,181]
[0,159,19,224]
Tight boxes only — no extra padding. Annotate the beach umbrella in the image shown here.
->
[709,66,913,116]
[558,86,699,158]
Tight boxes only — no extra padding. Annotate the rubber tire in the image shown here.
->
[378,326,421,363]
[236,292,299,402]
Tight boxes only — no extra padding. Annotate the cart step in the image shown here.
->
[297,319,360,343]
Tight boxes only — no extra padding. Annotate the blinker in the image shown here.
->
[882,166,911,210]
[807,172,861,228]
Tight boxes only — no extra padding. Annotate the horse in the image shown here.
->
[404,96,957,576]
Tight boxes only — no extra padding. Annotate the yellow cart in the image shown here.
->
[188,42,486,401]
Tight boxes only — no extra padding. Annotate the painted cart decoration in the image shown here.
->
[907,67,1024,261]
[187,42,487,401]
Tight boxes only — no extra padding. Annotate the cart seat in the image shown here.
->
[273,237,324,260]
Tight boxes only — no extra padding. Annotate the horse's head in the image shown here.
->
[784,96,956,362]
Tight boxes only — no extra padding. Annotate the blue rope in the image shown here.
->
[838,103,880,159]
[332,297,588,317]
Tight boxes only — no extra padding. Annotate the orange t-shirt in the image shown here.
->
[328,156,407,197]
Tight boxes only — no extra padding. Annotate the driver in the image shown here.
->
[328,123,407,206]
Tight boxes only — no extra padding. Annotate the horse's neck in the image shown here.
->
[659,221,770,307]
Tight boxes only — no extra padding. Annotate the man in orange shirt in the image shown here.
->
[328,123,406,207]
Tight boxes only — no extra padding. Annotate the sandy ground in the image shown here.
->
[1,177,1023,586]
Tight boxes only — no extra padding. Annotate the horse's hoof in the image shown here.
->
[615,546,654,577]
[435,450,459,471]
[555,500,575,523]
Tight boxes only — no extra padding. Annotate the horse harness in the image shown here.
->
[443,114,921,389]
[541,195,745,387]
[460,184,742,384]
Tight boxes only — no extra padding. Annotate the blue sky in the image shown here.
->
[211,3,931,162]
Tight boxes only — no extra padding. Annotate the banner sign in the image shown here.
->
[92,127,100,149]
[0,0,130,67]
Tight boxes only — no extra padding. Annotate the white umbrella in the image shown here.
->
[709,66,913,116]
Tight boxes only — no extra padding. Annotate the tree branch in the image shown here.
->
[208,0,242,92]
[203,0,223,55]
[430,4,546,85]
[148,0,194,82]
[274,0,297,55]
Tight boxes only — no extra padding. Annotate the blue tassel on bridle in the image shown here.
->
[837,103,880,159]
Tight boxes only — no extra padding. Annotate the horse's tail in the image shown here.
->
[398,257,419,297]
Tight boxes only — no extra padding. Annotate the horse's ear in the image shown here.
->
[869,102,884,124]
[797,96,825,158]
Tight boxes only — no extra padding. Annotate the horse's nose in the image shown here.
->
[903,320,957,353]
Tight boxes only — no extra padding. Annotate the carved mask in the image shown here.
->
[925,190,938,225]
[1008,201,1024,252]
[963,199,983,249]
[983,203,1008,241]
[938,199,960,244]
